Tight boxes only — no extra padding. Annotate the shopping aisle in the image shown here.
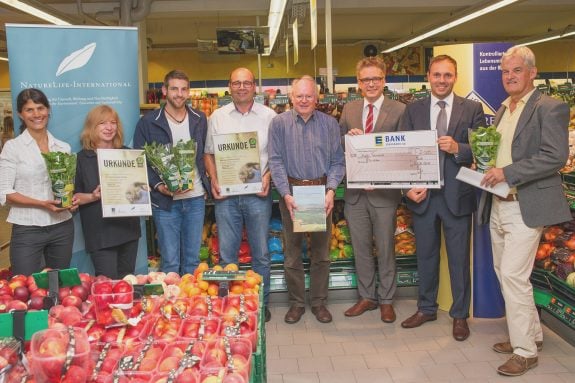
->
[265,299,575,383]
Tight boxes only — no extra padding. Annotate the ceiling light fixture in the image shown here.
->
[0,56,8,61]
[0,0,72,25]
[268,0,288,53]
[383,0,519,53]
[516,25,575,47]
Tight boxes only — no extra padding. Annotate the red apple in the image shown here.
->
[222,372,246,383]
[71,285,89,301]
[60,306,83,326]
[92,281,113,295]
[62,295,83,309]
[28,295,45,310]
[112,280,132,294]
[5,300,27,311]
[31,288,48,298]
[26,275,36,286]
[203,347,226,367]
[0,286,12,297]
[28,282,39,293]
[229,340,251,360]
[58,287,71,302]
[158,356,180,372]
[13,286,30,302]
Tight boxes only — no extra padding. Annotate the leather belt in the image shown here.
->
[287,176,327,186]
[496,193,519,202]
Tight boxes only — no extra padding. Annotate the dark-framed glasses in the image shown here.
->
[359,77,384,85]
[230,81,255,89]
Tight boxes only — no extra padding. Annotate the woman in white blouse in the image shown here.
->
[0,88,77,275]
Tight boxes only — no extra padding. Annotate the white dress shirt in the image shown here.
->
[362,94,385,132]
[430,92,454,133]
[0,129,72,226]
[205,101,276,173]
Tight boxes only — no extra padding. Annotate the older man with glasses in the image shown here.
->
[204,67,276,321]
[268,75,345,324]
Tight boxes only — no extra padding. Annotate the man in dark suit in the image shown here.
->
[399,55,485,341]
[479,46,570,376]
[340,56,405,323]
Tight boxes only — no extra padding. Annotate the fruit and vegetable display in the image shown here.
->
[534,223,575,289]
[395,205,415,256]
[42,151,77,208]
[469,126,501,173]
[330,220,353,261]
[0,263,263,383]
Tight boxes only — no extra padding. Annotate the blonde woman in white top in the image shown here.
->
[0,88,76,275]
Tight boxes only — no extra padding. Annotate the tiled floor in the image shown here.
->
[265,299,575,383]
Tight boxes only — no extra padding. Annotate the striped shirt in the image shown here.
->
[268,110,345,197]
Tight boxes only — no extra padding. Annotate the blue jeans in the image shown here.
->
[215,194,272,303]
[153,196,205,274]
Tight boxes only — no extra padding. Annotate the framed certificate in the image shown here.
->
[213,131,263,196]
[97,149,152,217]
[345,130,441,189]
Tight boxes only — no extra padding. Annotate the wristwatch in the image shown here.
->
[326,187,336,194]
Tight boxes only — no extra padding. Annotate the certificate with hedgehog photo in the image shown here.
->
[213,131,262,196]
[97,149,152,217]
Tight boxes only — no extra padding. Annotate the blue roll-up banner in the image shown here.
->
[471,43,511,318]
[6,24,148,275]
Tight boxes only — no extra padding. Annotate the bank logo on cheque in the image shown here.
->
[375,136,383,146]
[56,42,97,77]
[249,137,257,148]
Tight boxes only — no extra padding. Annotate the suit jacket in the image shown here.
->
[340,98,405,207]
[399,94,485,216]
[478,89,571,228]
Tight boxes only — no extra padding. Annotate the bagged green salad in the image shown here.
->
[469,126,501,173]
[143,142,181,192]
[42,151,76,208]
[173,139,196,191]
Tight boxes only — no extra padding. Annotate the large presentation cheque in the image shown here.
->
[213,131,262,196]
[97,149,152,217]
[345,130,441,189]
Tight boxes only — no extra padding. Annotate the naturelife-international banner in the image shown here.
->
[6,24,147,274]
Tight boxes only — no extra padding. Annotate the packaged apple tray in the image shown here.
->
[1,279,266,383]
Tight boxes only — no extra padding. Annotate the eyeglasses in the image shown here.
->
[294,95,316,102]
[359,77,384,85]
[230,81,255,89]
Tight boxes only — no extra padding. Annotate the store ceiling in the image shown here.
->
[0,0,574,53]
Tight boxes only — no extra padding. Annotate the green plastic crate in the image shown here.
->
[533,288,575,330]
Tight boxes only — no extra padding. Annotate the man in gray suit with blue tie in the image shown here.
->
[480,46,570,376]
[340,57,405,323]
[399,55,485,341]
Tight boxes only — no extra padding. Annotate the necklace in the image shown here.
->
[165,108,186,124]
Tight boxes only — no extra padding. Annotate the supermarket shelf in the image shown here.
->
[270,266,418,293]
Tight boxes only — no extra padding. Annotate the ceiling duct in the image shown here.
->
[120,0,153,26]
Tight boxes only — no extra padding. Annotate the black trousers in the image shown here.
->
[10,219,74,275]
[90,239,139,279]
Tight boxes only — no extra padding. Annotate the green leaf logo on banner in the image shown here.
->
[56,42,97,77]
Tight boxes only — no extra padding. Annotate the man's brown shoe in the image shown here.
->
[452,318,470,341]
[401,311,437,328]
[380,304,396,323]
[493,340,543,354]
[497,354,538,376]
[284,305,305,324]
[344,298,377,317]
[311,305,332,323]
